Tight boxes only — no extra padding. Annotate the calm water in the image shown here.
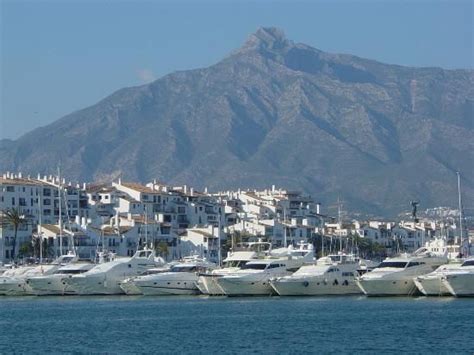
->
[0,296,473,354]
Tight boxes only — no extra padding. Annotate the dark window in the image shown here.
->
[377,262,408,269]
[6,186,14,192]
[241,263,267,270]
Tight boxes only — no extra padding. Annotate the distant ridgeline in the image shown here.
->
[0,27,472,216]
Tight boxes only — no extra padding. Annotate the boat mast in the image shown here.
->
[457,172,466,256]
[57,165,63,256]
[338,198,343,252]
[283,206,287,248]
[38,186,43,263]
[144,205,148,248]
[218,207,222,266]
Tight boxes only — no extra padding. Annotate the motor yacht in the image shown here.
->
[26,263,95,296]
[216,244,314,296]
[63,249,157,295]
[131,257,216,296]
[270,253,363,296]
[196,240,272,295]
[356,247,448,296]
[441,258,474,297]
[0,252,79,296]
[119,266,173,295]
[413,262,463,296]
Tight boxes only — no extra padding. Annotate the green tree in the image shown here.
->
[19,241,33,258]
[156,241,169,260]
[2,208,27,261]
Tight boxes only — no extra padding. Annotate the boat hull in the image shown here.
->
[65,275,125,295]
[0,278,31,296]
[196,275,226,296]
[119,279,143,295]
[443,273,474,297]
[217,277,275,296]
[356,278,419,296]
[413,276,450,296]
[26,275,69,296]
[271,277,361,296]
[135,280,199,296]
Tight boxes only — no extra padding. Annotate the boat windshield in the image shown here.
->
[59,256,75,264]
[461,260,474,267]
[56,269,87,275]
[377,261,408,269]
[224,260,247,268]
[170,266,197,273]
[241,263,268,270]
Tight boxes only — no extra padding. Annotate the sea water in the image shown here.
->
[0,296,473,354]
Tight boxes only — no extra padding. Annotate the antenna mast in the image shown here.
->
[457,172,466,256]
[57,165,63,256]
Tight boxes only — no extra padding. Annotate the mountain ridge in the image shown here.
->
[1,27,473,216]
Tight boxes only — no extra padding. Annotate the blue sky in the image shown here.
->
[1,0,472,140]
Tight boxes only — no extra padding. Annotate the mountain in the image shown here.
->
[1,27,473,216]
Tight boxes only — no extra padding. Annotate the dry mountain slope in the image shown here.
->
[1,27,473,216]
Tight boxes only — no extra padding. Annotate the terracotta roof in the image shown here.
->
[121,182,156,193]
[86,183,115,193]
[42,224,61,234]
[102,226,133,235]
[187,229,215,238]
[119,196,140,203]
[0,177,44,186]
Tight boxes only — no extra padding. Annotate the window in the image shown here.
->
[43,188,51,196]
[6,186,14,192]
[19,198,26,206]
[11,197,15,205]
[44,199,51,206]
[377,262,408,269]
[241,263,267,270]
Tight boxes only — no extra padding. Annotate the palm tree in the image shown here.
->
[2,208,27,261]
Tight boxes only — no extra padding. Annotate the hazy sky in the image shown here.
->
[1,0,472,140]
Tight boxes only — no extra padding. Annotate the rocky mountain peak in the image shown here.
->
[239,27,292,53]
[1,28,472,216]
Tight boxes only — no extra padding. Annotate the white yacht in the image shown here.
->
[441,258,474,297]
[270,253,363,296]
[26,263,95,296]
[356,247,448,296]
[196,241,272,295]
[132,257,216,296]
[119,266,173,295]
[63,249,157,295]
[216,244,314,296]
[413,262,463,296]
[0,252,79,296]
